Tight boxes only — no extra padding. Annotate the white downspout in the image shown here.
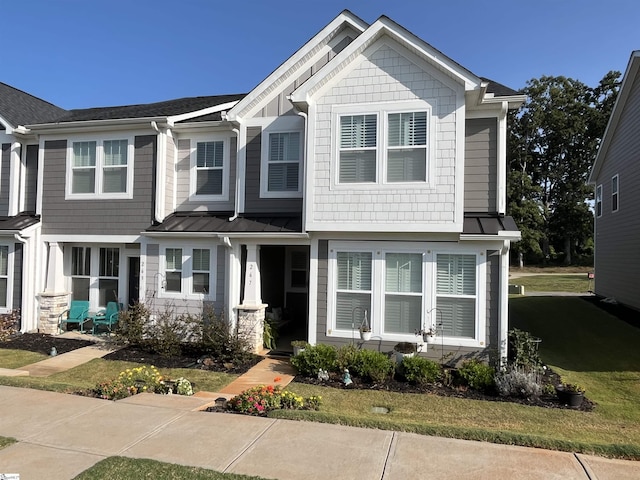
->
[499,240,510,367]
[14,233,32,332]
[229,127,241,222]
[151,121,165,223]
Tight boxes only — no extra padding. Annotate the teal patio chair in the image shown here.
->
[58,300,90,333]
[91,302,120,335]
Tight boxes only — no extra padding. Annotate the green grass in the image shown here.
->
[0,358,238,394]
[0,348,48,368]
[74,457,270,480]
[0,436,16,449]
[268,296,640,459]
[510,274,592,293]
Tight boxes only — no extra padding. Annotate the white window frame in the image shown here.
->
[0,244,14,313]
[611,174,619,213]
[188,133,230,201]
[65,134,135,200]
[327,241,485,347]
[65,245,124,309]
[331,100,436,189]
[596,184,602,218]
[260,116,304,199]
[159,244,216,300]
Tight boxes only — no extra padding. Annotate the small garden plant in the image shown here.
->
[226,385,322,415]
[93,365,194,400]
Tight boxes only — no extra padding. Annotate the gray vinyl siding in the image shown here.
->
[593,71,640,311]
[41,136,156,235]
[12,242,23,310]
[465,118,497,213]
[145,243,226,316]
[314,240,496,362]
[175,137,237,212]
[24,144,38,212]
[165,135,175,215]
[244,126,303,214]
[0,144,10,216]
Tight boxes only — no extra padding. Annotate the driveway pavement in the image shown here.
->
[0,385,638,480]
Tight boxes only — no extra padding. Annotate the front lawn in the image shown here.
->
[510,274,592,293]
[269,296,640,459]
[0,349,47,369]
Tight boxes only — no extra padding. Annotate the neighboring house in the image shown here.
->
[589,50,640,312]
[0,83,68,330]
[6,10,523,362]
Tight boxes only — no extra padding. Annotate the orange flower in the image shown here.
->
[273,376,282,383]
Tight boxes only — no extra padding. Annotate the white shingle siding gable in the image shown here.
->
[310,42,461,230]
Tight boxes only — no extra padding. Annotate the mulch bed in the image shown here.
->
[0,333,594,410]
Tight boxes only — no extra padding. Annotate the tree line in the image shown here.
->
[507,71,620,267]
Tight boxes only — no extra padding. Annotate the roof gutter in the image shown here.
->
[26,116,167,133]
[141,231,309,240]
[461,232,522,242]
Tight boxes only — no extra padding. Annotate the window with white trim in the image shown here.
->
[387,112,427,182]
[188,135,229,201]
[161,246,214,299]
[267,132,301,192]
[612,174,619,212]
[0,246,9,308]
[339,114,377,183]
[196,141,224,196]
[328,242,483,346]
[436,254,477,338]
[596,184,602,218]
[67,137,133,198]
[68,246,121,307]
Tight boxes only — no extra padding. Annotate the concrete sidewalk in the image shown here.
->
[0,386,639,480]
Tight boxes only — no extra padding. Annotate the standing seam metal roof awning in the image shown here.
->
[145,213,303,234]
[462,214,519,235]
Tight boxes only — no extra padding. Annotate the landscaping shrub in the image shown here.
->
[145,310,193,357]
[290,344,338,376]
[401,355,442,384]
[336,344,360,371]
[508,328,542,371]
[115,302,150,347]
[458,359,495,391]
[353,349,395,383]
[226,385,322,415]
[495,366,543,398]
[199,308,254,365]
[0,310,19,342]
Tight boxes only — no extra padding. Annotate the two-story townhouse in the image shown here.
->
[10,10,523,364]
[0,83,67,331]
[589,50,640,312]
[142,10,524,362]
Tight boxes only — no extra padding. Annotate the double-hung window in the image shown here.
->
[612,175,619,212]
[596,185,602,217]
[339,114,377,183]
[335,101,432,186]
[0,246,9,309]
[196,141,224,196]
[436,254,477,339]
[267,132,301,193]
[161,246,214,299]
[387,112,427,182]
[335,251,372,330]
[384,253,423,334]
[69,246,121,307]
[68,137,133,198]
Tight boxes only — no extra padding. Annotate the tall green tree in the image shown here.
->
[507,72,620,266]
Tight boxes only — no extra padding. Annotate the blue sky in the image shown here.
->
[4,0,639,109]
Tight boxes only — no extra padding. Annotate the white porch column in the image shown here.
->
[242,243,262,306]
[45,242,66,293]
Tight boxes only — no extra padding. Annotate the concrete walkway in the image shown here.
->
[0,385,639,480]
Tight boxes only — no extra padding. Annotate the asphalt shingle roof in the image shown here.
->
[480,77,520,96]
[0,82,67,127]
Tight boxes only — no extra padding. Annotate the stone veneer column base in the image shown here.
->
[235,304,267,354]
[37,292,70,335]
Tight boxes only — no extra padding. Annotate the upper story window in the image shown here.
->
[596,184,602,217]
[611,174,619,212]
[0,245,9,309]
[334,101,433,187]
[258,116,304,199]
[67,136,134,199]
[267,132,301,192]
[189,134,230,201]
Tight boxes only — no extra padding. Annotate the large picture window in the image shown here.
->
[68,137,133,198]
[436,254,477,339]
[384,253,423,334]
[335,252,372,330]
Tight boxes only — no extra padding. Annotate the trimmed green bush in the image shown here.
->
[336,344,360,371]
[290,344,338,376]
[401,356,442,384]
[353,349,395,383]
[458,359,495,391]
